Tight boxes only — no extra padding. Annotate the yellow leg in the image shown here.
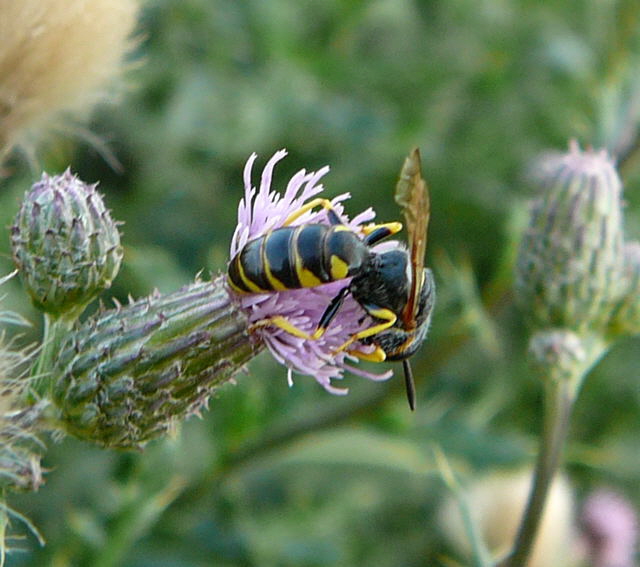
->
[360,221,402,236]
[360,222,403,246]
[250,315,326,340]
[346,346,387,362]
[334,307,397,353]
[282,198,339,226]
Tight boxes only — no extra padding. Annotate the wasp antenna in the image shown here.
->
[402,359,416,411]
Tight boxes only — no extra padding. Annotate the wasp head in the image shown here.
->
[350,250,435,410]
[350,249,435,359]
[368,266,435,361]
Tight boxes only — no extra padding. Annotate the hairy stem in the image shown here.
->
[502,377,575,567]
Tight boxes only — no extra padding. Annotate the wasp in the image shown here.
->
[227,148,435,410]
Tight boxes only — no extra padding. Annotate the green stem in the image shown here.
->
[502,377,575,567]
[462,493,494,567]
[502,333,608,567]
[433,447,493,567]
[91,477,186,567]
[32,313,71,396]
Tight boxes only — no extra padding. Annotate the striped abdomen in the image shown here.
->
[228,224,370,294]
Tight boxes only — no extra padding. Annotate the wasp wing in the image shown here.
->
[394,147,430,329]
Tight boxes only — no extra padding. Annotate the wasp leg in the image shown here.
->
[282,198,343,227]
[361,222,403,245]
[334,305,397,353]
[345,346,387,362]
[251,287,350,341]
[250,316,317,340]
[314,286,350,336]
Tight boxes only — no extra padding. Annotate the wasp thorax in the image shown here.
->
[351,250,411,317]
[358,266,436,361]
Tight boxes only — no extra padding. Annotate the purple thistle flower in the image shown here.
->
[581,489,638,567]
[228,150,394,394]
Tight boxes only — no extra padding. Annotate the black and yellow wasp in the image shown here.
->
[227,148,435,410]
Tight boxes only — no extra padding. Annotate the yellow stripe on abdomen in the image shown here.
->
[297,266,323,287]
[330,255,349,280]
[236,257,269,293]
[293,225,325,287]
[261,234,288,291]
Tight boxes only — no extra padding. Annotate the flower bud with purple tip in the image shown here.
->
[515,142,626,336]
[11,170,123,322]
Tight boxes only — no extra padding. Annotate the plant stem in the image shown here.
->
[32,313,70,396]
[502,332,608,567]
[433,447,493,567]
[91,477,186,567]
[502,377,575,567]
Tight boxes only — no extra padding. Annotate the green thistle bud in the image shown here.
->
[11,170,123,321]
[609,241,640,336]
[515,142,625,335]
[51,277,261,449]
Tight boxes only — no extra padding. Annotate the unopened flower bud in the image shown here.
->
[11,170,123,321]
[0,401,47,492]
[515,142,625,335]
[51,278,260,449]
[609,241,640,337]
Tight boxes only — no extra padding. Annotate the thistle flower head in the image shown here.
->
[229,150,394,394]
[527,329,587,384]
[515,141,626,335]
[11,170,123,322]
[581,489,638,567]
[0,0,139,161]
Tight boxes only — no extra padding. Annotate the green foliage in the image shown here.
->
[1,1,640,566]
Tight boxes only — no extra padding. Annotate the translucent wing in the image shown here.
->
[394,147,430,329]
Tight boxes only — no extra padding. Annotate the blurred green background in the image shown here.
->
[1,1,640,565]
